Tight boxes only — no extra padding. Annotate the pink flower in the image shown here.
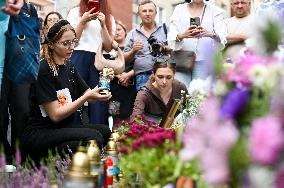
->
[201,152,229,184]
[118,147,129,154]
[249,115,284,165]
[224,52,274,88]
[180,97,239,185]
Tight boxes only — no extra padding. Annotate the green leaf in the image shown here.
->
[262,21,282,54]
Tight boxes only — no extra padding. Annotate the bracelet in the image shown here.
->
[176,35,182,42]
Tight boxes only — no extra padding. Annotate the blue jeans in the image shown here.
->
[136,72,151,91]
[70,50,109,125]
[192,60,208,80]
[0,16,9,95]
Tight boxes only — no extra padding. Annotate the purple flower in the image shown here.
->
[220,87,250,119]
[15,147,21,166]
[249,115,284,165]
[0,153,6,168]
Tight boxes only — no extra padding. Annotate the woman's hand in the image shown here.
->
[80,8,98,25]
[87,87,112,103]
[2,0,24,16]
[107,68,115,80]
[118,72,130,86]
[196,26,217,39]
[97,12,106,27]
[178,26,202,40]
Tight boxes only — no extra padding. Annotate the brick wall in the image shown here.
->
[109,0,133,32]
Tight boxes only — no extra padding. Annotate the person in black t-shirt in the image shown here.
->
[110,20,137,129]
[21,20,113,161]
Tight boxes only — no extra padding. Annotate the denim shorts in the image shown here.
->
[136,71,151,91]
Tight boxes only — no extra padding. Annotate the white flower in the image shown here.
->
[248,165,275,188]
[247,1,284,55]
[188,77,211,96]
[249,63,284,90]
[213,80,229,96]
[249,64,269,88]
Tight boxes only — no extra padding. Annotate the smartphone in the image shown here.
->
[88,0,100,13]
[190,17,200,27]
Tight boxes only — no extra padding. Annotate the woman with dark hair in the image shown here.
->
[21,20,113,161]
[41,11,63,57]
[131,57,188,122]
[42,11,63,38]
[67,0,115,125]
[168,0,227,86]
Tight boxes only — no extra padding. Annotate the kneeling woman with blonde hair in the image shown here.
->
[21,20,114,161]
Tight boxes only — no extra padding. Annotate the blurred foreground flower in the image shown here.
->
[220,87,250,119]
[249,115,284,165]
[180,97,239,185]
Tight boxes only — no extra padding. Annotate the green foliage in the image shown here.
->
[120,141,202,187]
[116,122,130,135]
[228,134,251,188]
[236,89,270,127]
[262,21,282,54]
[213,52,225,77]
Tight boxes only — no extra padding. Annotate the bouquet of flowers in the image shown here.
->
[117,117,208,188]
[172,78,211,129]
[180,4,284,187]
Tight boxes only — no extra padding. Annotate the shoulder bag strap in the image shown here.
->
[162,23,167,38]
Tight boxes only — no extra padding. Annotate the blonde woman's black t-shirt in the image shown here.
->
[28,59,89,127]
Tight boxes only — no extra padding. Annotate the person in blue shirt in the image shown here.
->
[0,0,24,94]
[0,0,24,163]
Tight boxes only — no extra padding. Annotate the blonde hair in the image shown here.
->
[115,20,127,37]
[42,24,76,76]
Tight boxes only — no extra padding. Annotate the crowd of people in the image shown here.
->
[0,0,257,163]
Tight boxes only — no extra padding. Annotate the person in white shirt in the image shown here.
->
[168,0,227,86]
[224,0,254,61]
[67,0,115,125]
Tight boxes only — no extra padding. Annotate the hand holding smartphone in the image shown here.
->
[190,17,201,27]
[88,0,100,13]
